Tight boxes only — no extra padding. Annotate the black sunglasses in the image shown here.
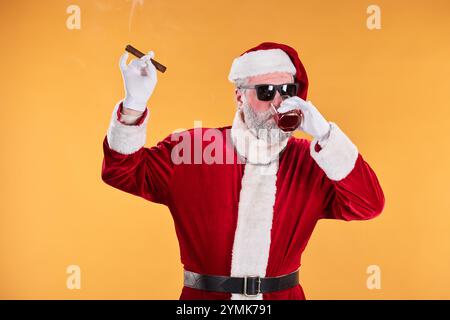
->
[238,83,299,101]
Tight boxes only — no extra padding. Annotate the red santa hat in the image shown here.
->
[228,42,309,100]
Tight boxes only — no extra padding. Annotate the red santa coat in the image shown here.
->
[101,102,385,300]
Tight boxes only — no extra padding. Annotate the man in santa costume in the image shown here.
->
[101,42,385,300]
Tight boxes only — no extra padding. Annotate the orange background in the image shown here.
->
[1,0,449,299]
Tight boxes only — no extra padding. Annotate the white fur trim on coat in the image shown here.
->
[228,49,296,82]
[230,161,278,300]
[106,101,149,155]
[310,122,359,181]
[229,108,290,300]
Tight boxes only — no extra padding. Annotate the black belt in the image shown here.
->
[184,269,299,297]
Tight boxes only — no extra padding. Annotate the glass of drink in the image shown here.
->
[270,95,303,132]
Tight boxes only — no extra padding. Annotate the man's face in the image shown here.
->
[236,72,294,112]
[235,72,294,133]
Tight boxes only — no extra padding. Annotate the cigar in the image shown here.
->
[125,44,167,73]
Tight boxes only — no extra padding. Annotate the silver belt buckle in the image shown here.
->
[243,275,261,297]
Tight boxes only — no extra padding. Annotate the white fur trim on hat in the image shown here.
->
[228,48,296,82]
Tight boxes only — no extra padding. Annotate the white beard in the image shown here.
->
[240,97,292,145]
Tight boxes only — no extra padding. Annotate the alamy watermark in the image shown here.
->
[66,264,81,289]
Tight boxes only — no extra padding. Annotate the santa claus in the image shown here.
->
[101,42,385,300]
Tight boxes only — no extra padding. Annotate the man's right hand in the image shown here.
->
[119,50,158,113]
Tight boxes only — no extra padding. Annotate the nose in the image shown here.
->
[272,90,283,107]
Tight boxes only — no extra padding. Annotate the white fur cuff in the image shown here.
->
[106,101,149,155]
[310,122,359,181]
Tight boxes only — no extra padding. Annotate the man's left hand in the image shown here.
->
[278,96,331,140]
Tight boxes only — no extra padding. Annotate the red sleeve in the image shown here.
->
[101,133,175,206]
[320,153,385,221]
[117,102,148,126]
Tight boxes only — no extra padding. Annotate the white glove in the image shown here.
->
[278,96,331,141]
[119,50,158,112]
